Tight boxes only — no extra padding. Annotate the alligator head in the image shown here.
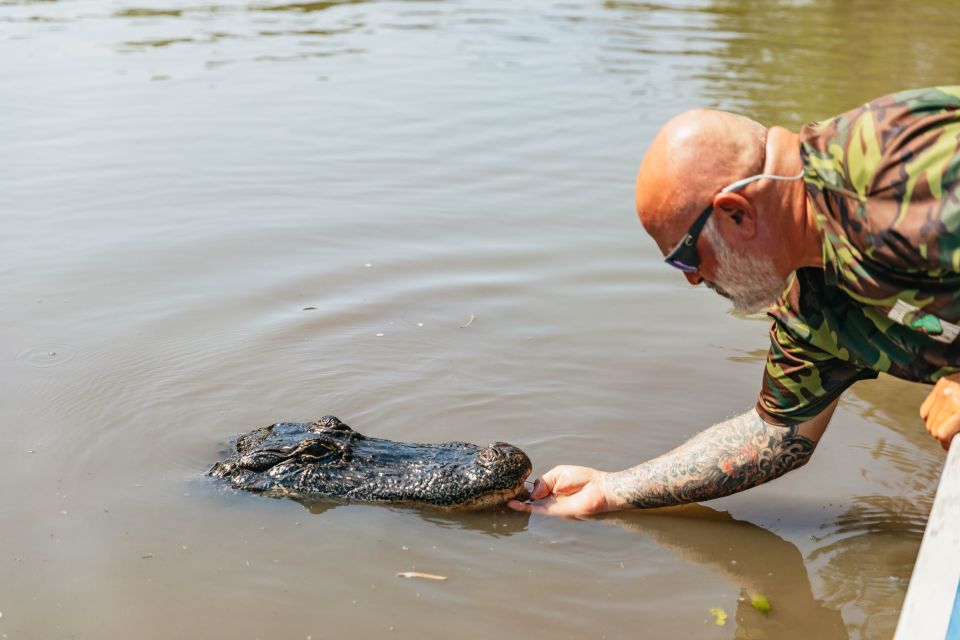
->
[210,416,532,509]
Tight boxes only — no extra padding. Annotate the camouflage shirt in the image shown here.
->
[757,86,960,425]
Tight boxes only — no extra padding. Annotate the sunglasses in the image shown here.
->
[662,171,804,273]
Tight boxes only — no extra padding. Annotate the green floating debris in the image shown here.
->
[709,607,728,626]
[750,593,771,614]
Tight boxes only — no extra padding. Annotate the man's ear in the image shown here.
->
[712,192,757,239]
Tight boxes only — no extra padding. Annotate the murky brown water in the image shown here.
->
[3,1,958,638]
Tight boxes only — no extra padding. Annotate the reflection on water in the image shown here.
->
[603,0,960,128]
[3,0,958,638]
[121,36,197,49]
[252,0,375,12]
[111,2,372,56]
[809,377,943,638]
[696,0,960,127]
[113,8,186,18]
[602,505,848,639]
[296,498,531,537]
[811,495,927,640]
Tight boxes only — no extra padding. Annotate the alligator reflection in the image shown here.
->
[295,498,531,538]
[599,505,848,640]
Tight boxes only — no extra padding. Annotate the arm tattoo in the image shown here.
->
[606,409,816,508]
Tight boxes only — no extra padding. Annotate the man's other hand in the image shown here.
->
[920,373,960,450]
[507,465,625,518]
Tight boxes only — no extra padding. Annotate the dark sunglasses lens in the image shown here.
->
[666,257,697,273]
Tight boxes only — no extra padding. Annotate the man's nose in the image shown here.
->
[683,272,703,285]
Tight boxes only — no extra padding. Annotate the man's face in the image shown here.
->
[701,221,788,314]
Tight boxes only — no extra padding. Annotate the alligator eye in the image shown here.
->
[297,438,342,463]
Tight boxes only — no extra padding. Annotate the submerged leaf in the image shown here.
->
[709,607,728,626]
[751,593,772,614]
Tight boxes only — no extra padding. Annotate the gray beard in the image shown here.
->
[702,223,788,314]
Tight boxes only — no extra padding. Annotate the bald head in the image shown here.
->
[635,109,766,253]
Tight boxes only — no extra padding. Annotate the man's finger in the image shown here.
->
[520,497,574,517]
[528,476,553,500]
[924,401,939,435]
[508,494,578,517]
[920,386,934,418]
[529,466,573,500]
[943,430,958,451]
[936,414,960,450]
[506,499,531,513]
[506,497,557,515]
[927,399,949,436]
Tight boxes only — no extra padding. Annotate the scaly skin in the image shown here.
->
[210,416,532,509]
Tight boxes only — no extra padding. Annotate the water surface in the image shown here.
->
[3,1,959,638]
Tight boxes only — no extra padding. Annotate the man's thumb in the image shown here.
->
[529,476,552,500]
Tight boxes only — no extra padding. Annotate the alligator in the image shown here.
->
[209,415,532,509]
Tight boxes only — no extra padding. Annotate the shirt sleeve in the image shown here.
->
[757,320,878,426]
[801,86,960,277]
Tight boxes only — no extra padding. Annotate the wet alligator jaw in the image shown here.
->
[435,468,532,510]
[210,416,532,510]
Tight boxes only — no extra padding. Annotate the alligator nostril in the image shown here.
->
[477,447,505,467]
[311,416,352,433]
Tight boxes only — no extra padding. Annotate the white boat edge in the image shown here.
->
[893,437,960,640]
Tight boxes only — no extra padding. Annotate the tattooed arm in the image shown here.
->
[507,400,838,518]
[604,407,825,507]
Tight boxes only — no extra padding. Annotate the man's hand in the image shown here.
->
[507,405,834,519]
[920,373,960,449]
[507,465,625,518]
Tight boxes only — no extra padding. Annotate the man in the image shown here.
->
[509,86,960,518]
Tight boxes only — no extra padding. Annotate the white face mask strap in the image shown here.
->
[720,170,805,194]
